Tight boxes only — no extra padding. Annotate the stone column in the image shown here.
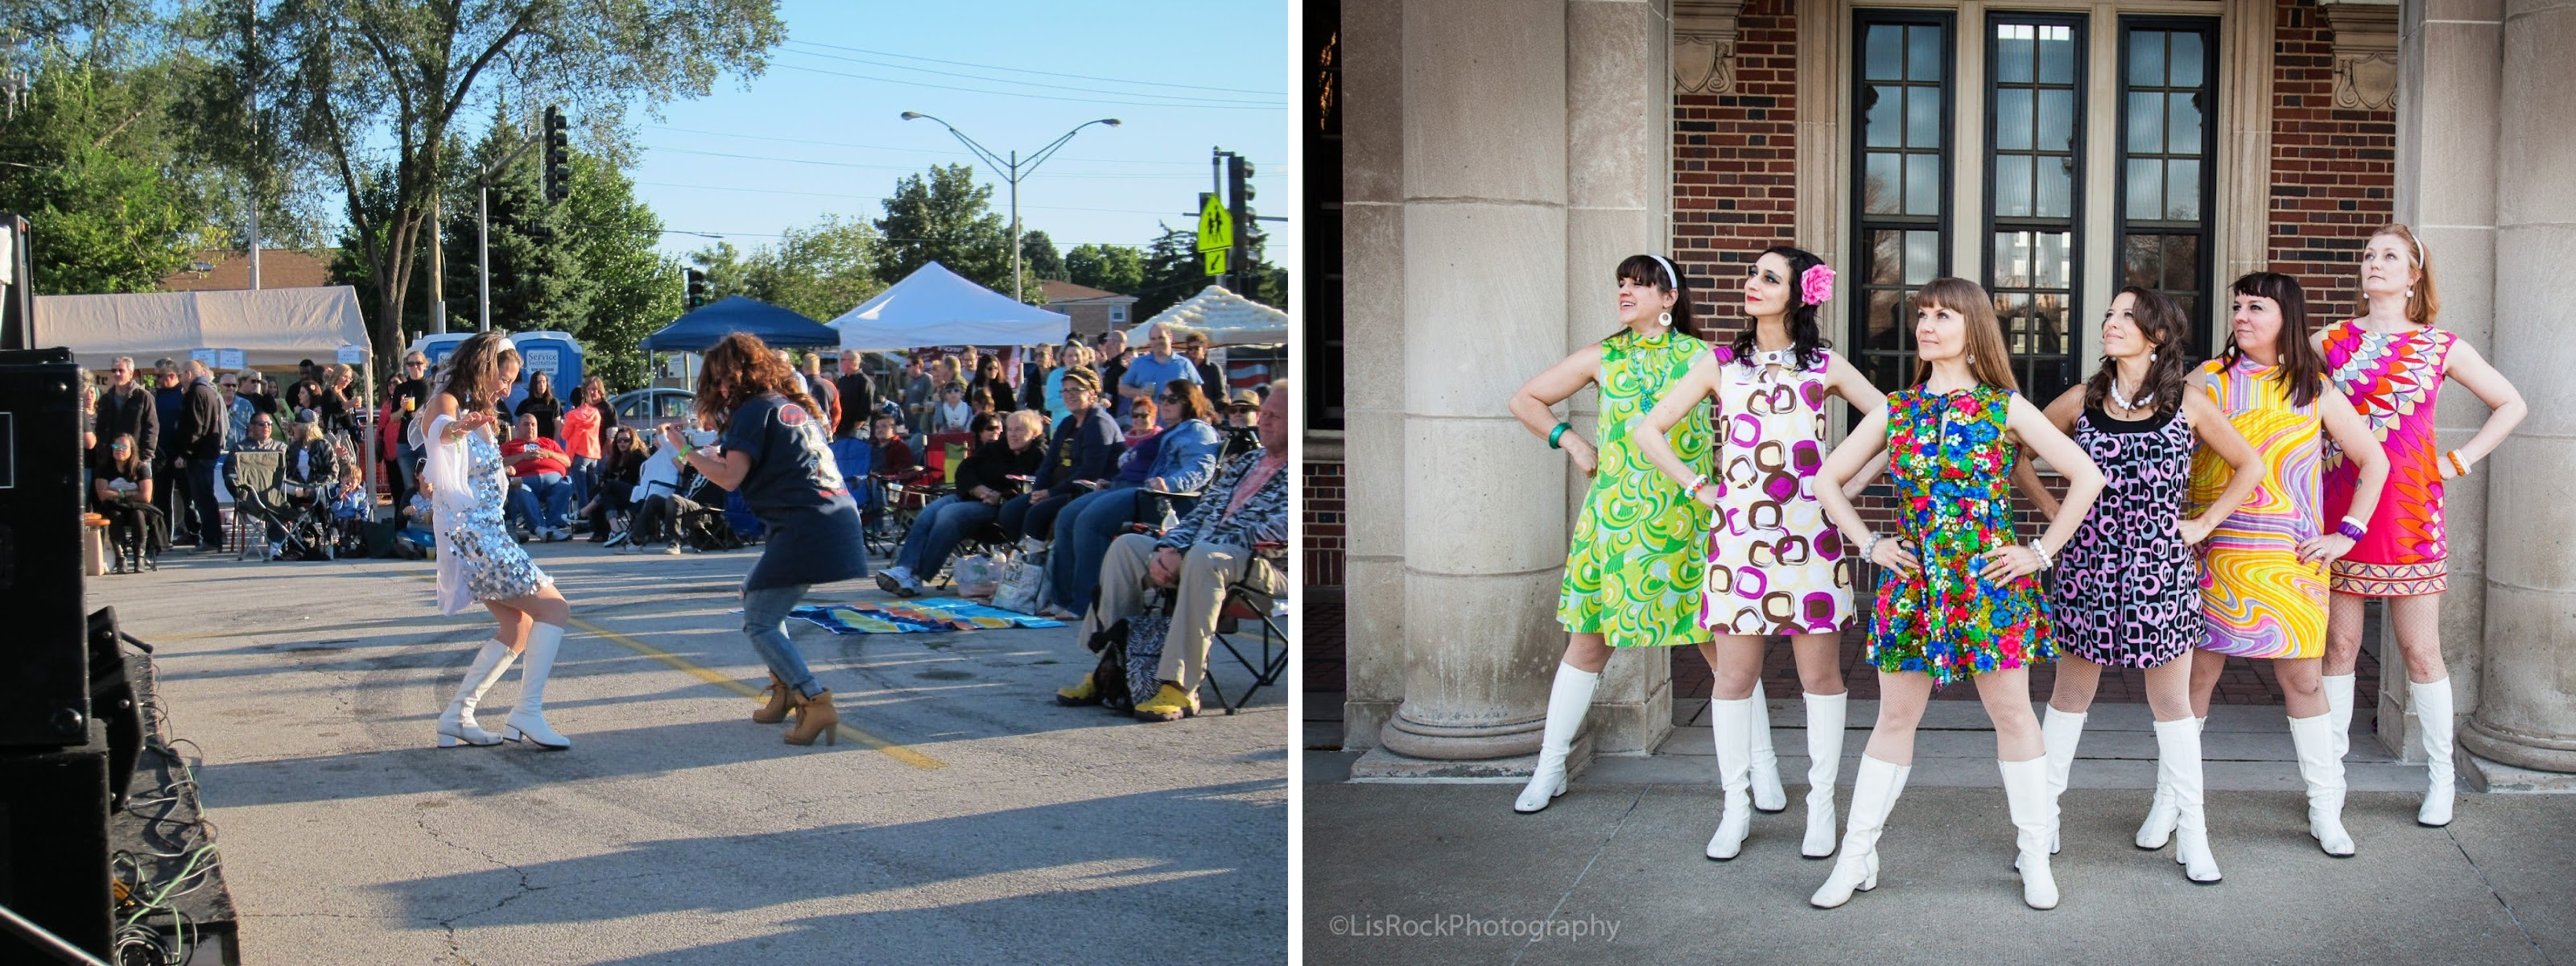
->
[1567,0,1675,756]
[2383,0,2500,760]
[1373,0,1575,763]
[1340,0,1410,751]
[2458,0,2576,782]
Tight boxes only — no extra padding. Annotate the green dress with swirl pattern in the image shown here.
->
[1557,327,1715,648]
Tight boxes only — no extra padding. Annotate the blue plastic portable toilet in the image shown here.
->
[411,332,473,371]
[505,331,584,412]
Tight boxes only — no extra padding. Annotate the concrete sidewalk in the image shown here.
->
[1306,701,2576,964]
[90,543,1286,964]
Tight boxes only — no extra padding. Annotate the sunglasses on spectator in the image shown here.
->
[111,442,130,450]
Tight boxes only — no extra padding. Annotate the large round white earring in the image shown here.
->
[2406,287,2414,299]
[2149,351,2157,363]
[1967,353,1977,365]
[1659,311,1674,327]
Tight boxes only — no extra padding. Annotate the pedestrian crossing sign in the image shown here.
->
[1197,194,1233,254]
[1203,248,1229,276]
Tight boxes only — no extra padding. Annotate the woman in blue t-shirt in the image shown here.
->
[663,333,869,747]
[1044,379,1224,620]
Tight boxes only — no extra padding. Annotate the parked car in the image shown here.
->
[611,387,695,427]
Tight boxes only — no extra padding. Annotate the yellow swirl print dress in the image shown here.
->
[2188,357,2326,658]
[1557,328,1714,648]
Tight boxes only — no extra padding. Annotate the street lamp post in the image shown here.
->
[899,112,1120,303]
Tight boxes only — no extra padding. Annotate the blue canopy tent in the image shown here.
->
[639,295,840,352]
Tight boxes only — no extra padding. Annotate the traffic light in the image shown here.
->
[543,105,571,204]
[686,268,709,309]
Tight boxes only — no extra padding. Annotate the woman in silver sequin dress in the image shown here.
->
[421,332,576,750]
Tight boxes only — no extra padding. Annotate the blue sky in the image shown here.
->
[625,0,1291,263]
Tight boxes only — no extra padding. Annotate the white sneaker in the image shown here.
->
[664,541,683,555]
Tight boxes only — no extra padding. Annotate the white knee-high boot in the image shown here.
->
[1802,692,1848,858]
[436,639,518,748]
[2413,676,2457,827]
[2322,672,2356,762]
[503,622,571,749]
[2157,717,2222,883]
[2040,707,2087,855]
[2000,758,2059,910]
[2137,715,2203,848]
[1515,662,1600,813]
[1810,755,1909,909]
[2288,712,2354,856]
[1748,679,1786,812]
[1706,696,1755,859]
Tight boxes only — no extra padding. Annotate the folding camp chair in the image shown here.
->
[226,450,300,561]
[1202,542,1289,715]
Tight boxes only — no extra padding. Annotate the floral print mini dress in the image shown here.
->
[1866,385,2056,686]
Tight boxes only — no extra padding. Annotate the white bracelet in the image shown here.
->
[1862,531,1885,559]
[2027,539,2054,570]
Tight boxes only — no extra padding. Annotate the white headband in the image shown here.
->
[1647,254,1679,291]
[2412,234,2425,266]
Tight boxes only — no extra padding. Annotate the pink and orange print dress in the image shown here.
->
[2318,320,2457,597]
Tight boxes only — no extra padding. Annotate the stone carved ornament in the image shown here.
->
[2321,0,2399,110]
[1674,0,1745,94]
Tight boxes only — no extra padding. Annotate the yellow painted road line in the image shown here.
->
[564,616,947,770]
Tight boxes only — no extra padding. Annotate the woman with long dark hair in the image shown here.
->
[2186,271,2389,856]
[1806,278,2107,910]
[665,332,868,746]
[2008,286,2265,882]
[419,332,576,750]
[580,425,649,543]
[972,354,1018,415]
[515,369,563,439]
[1044,378,1225,620]
[2315,224,2524,829]
[1634,246,1886,861]
[1504,254,1713,815]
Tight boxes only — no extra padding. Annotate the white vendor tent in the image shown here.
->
[832,261,1071,349]
[1124,285,1288,347]
[39,286,370,369]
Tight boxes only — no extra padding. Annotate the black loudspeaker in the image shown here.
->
[0,347,89,749]
[0,732,113,960]
[86,607,141,810]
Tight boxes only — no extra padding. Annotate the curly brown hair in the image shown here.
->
[694,332,821,427]
[438,332,520,417]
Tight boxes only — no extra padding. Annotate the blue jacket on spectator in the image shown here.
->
[1138,419,1222,493]
[1035,403,1121,490]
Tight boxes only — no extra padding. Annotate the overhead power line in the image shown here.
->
[646,124,1276,167]
[778,44,1276,107]
[772,62,1284,112]
[786,38,1286,97]
[643,145,1281,180]
[630,180,1183,217]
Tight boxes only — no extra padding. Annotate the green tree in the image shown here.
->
[440,112,590,336]
[1019,228,1065,282]
[688,241,749,299]
[1063,242,1145,295]
[742,214,882,324]
[872,163,1009,292]
[197,0,782,374]
[562,151,679,391]
[0,45,221,294]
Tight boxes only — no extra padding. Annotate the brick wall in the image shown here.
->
[1303,459,1346,587]
[1671,0,1802,287]
[2265,0,2397,308]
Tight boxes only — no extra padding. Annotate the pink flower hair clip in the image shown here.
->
[1799,264,1836,306]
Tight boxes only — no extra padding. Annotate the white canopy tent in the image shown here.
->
[832,261,1071,349]
[39,286,370,370]
[1124,284,1288,347]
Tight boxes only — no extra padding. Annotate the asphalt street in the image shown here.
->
[89,541,1286,964]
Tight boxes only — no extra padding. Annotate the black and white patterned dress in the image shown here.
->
[2051,407,2200,668]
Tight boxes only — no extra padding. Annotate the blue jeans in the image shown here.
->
[568,456,599,516]
[896,493,1002,577]
[997,489,1077,543]
[742,584,819,699]
[1050,483,1150,617]
[509,473,573,530]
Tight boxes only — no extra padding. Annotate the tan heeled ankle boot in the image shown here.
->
[784,689,839,746]
[752,672,794,724]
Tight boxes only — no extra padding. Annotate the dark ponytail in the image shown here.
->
[1611,254,1705,343]
[2081,286,2198,416]
[1730,246,1833,371]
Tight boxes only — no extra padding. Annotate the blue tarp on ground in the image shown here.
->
[639,295,841,353]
